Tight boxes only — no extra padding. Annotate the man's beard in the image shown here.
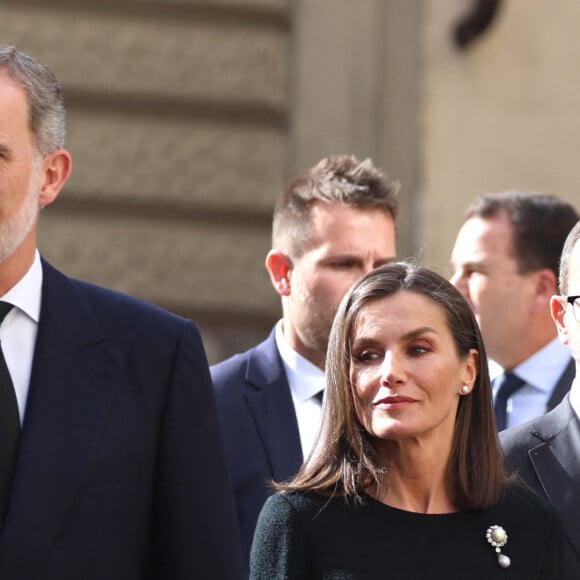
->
[0,155,41,263]
[294,288,333,360]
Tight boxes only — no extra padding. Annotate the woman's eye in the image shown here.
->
[353,349,380,363]
[409,344,429,356]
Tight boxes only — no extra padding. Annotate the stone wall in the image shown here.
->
[12,2,577,363]
[1,0,291,362]
[421,0,580,275]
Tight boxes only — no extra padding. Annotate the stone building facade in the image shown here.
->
[2,0,579,362]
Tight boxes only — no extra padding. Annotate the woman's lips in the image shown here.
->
[373,395,417,407]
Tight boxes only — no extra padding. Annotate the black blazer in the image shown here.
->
[211,328,303,569]
[0,260,244,580]
[500,394,580,575]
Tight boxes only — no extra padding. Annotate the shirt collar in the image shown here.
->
[274,320,325,403]
[1,250,42,323]
[512,336,571,393]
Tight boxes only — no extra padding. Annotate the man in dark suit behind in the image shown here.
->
[211,154,400,567]
[450,191,579,430]
[500,219,580,574]
[0,45,243,579]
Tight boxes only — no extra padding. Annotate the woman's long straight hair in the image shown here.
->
[277,262,506,510]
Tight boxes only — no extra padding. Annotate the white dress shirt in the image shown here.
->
[275,321,325,459]
[0,250,42,424]
[492,337,572,429]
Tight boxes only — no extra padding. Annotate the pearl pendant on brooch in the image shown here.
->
[486,525,511,569]
[497,553,511,568]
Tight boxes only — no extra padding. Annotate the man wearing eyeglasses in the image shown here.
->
[451,191,579,430]
[500,219,580,574]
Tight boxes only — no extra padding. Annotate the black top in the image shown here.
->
[250,484,565,579]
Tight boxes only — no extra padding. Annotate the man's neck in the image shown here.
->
[494,327,558,370]
[279,320,325,370]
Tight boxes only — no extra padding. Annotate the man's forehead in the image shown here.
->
[568,243,580,282]
[455,216,514,257]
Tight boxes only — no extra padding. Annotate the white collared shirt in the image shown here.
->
[0,250,42,424]
[275,321,325,459]
[492,337,572,429]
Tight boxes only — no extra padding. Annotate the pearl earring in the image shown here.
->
[460,385,470,395]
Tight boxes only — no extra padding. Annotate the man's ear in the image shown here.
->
[265,250,293,297]
[550,294,570,345]
[38,149,72,208]
[531,269,557,312]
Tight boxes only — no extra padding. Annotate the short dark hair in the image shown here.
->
[272,155,400,258]
[465,191,578,278]
[558,220,580,294]
[0,44,66,154]
[278,262,506,509]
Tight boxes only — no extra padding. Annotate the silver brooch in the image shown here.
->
[486,525,511,569]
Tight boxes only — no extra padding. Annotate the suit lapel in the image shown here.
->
[243,331,303,482]
[546,357,575,411]
[528,397,580,559]
[0,262,131,577]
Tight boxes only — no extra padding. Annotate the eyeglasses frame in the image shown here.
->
[563,294,580,321]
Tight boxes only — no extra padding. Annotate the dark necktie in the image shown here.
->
[314,390,324,404]
[0,301,19,529]
[493,372,525,431]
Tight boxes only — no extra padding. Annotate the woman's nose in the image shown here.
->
[379,352,402,386]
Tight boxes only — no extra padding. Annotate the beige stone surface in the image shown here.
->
[121,0,288,9]
[291,1,423,260]
[292,0,383,171]
[37,211,278,314]
[63,111,287,210]
[7,0,580,360]
[378,1,422,260]
[1,1,290,358]
[422,0,580,276]
[1,5,288,108]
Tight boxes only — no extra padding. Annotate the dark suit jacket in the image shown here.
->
[500,394,580,575]
[546,358,575,411]
[211,328,303,569]
[0,260,243,580]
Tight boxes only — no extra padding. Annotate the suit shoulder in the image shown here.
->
[499,419,539,454]
[500,397,573,454]
[72,278,199,339]
[77,279,172,317]
[211,347,254,378]
[41,260,193,334]
[211,332,277,388]
[210,345,260,406]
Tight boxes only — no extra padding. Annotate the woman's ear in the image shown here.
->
[462,348,479,390]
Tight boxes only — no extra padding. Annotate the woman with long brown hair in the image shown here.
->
[250,262,565,579]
